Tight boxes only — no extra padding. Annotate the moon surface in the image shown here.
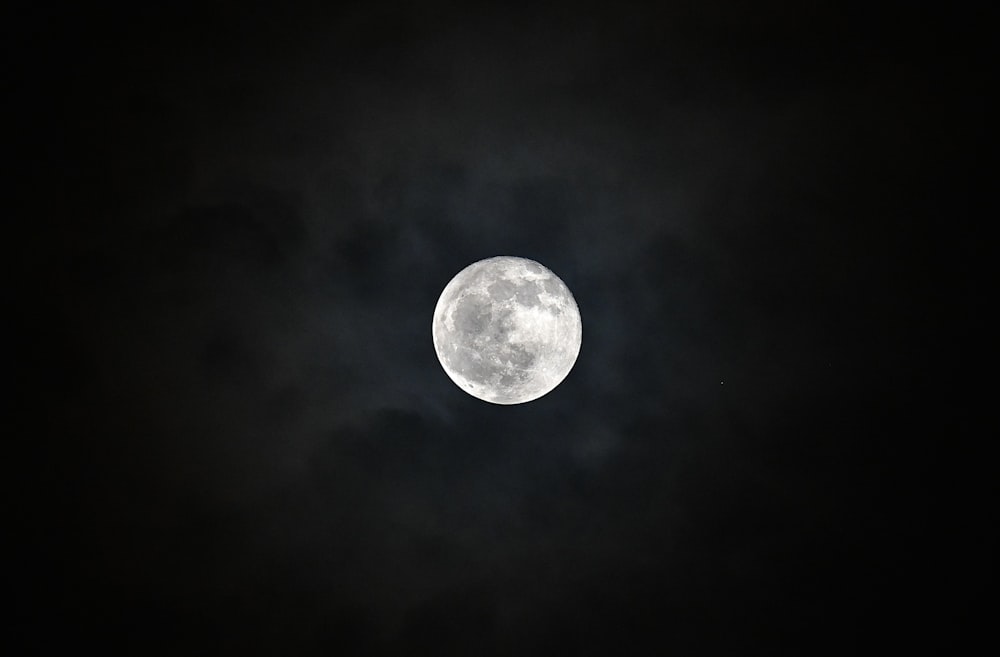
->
[433,256,582,404]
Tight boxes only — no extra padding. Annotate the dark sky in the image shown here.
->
[10,1,990,655]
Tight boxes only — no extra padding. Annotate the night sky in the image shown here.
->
[10,1,991,655]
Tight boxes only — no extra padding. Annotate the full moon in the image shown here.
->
[432,256,582,404]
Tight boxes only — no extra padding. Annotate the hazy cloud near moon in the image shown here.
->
[50,2,866,545]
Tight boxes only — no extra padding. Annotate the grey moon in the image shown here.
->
[432,256,582,404]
